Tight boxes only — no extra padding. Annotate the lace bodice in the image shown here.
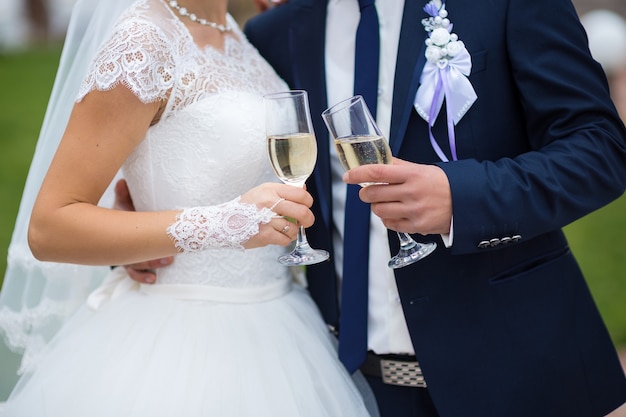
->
[79,0,291,288]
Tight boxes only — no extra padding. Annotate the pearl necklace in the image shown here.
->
[168,0,233,32]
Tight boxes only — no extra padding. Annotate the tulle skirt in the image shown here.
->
[0,271,375,417]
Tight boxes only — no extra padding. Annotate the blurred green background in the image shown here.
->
[1,45,625,351]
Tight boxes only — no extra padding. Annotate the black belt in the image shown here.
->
[360,351,427,388]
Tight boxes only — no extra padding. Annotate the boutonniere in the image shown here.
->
[414,0,477,162]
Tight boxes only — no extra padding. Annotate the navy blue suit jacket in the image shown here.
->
[245,0,626,415]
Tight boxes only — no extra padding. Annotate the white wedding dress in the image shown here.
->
[0,0,374,415]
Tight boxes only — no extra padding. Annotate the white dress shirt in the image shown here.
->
[325,0,415,355]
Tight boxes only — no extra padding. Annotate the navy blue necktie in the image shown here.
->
[338,0,380,374]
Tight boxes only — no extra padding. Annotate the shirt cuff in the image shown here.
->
[440,216,454,248]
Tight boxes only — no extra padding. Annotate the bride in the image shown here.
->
[0,0,376,415]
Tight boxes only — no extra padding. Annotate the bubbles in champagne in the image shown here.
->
[334,135,392,172]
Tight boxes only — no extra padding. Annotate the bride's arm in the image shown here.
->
[28,84,313,267]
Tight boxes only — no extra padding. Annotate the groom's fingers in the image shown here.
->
[113,178,135,211]
[343,163,407,186]
[124,257,174,284]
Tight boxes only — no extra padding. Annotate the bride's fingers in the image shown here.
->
[271,217,298,240]
[269,199,314,229]
[271,184,313,208]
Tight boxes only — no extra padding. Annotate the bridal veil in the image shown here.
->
[0,0,136,376]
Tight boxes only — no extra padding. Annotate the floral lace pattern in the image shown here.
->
[78,18,175,104]
[78,0,284,117]
[167,197,275,252]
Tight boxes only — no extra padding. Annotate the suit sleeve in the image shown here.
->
[437,0,626,255]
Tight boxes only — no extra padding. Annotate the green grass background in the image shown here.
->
[1,46,625,351]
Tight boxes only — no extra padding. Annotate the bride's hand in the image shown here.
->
[240,182,315,249]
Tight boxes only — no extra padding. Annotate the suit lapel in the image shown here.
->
[389,0,427,153]
[289,0,332,227]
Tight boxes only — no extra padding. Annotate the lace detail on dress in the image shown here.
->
[77,0,286,116]
[78,17,175,104]
[167,197,276,252]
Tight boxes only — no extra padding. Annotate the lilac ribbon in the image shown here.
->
[414,47,477,162]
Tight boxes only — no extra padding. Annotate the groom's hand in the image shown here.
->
[121,258,173,284]
[113,178,136,211]
[343,158,453,236]
[114,178,174,284]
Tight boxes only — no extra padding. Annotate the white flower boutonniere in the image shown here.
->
[414,0,477,162]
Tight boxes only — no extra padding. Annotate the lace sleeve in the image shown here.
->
[77,19,175,103]
[167,197,276,252]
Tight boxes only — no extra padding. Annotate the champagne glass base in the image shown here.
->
[388,241,437,269]
[278,245,330,266]
[278,240,330,266]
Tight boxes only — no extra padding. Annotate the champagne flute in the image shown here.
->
[264,90,330,266]
[322,95,436,269]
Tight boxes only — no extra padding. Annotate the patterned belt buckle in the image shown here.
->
[380,359,427,388]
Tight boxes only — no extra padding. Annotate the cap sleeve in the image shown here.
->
[78,19,175,103]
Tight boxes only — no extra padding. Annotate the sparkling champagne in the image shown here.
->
[334,134,392,171]
[267,133,317,187]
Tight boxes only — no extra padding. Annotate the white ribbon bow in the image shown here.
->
[414,47,477,126]
[86,267,139,310]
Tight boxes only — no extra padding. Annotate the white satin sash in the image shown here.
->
[86,267,292,310]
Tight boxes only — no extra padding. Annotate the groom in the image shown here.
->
[123,0,626,415]
[241,0,626,416]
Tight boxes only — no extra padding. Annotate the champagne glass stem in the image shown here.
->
[295,226,313,253]
[278,224,329,266]
[397,232,417,250]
